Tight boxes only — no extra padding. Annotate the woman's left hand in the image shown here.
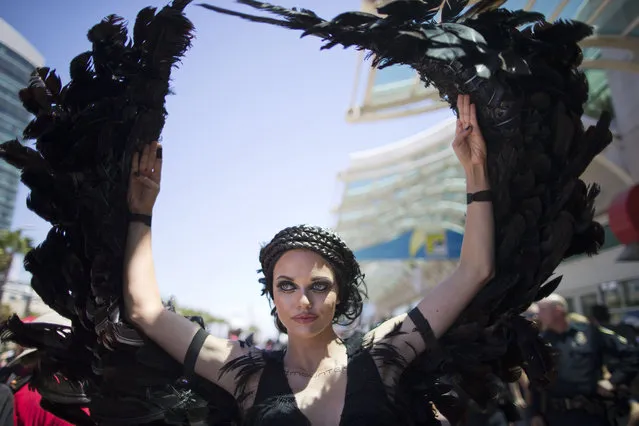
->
[452,94,487,169]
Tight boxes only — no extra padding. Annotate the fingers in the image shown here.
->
[470,103,479,128]
[464,96,471,126]
[140,144,150,175]
[455,124,473,142]
[147,141,158,172]
[135,141,162,180]
[131,152,139,177]
[152,143,162,183]
[457,94,476,129]
[460,94,470,127]
[452,122,472,148]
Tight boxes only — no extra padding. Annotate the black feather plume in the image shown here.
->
[0,2,239,424]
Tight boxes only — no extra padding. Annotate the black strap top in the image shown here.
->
[246,332,399,426]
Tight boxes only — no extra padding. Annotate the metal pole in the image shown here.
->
[23,289,32,317]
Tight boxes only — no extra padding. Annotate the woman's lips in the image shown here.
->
[292,314,318,324]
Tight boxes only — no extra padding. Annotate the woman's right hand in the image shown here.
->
[128,141,162,215]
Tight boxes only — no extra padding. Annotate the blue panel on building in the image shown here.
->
[354,229,463,261]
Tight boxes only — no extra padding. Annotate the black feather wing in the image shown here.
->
[0,2,240,424]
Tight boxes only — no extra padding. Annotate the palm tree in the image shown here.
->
[0,229,34,304]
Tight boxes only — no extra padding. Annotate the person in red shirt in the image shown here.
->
[2,312,90,425]
[13,385,75,426]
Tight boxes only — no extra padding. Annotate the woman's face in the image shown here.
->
[272,249,340,339]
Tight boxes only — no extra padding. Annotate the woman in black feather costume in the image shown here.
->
[195,0,613,423]
[122,93,493,426]
[0,0,614,425]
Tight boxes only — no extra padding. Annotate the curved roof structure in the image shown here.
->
[346,0,639,123]
[334,121,633,307]
[335,117,463,250]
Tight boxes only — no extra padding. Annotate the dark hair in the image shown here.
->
[258,225,367,334]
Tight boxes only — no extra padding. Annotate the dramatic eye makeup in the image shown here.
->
[309,279,332,292]
[276,280,296,292]
[275,276,334,293]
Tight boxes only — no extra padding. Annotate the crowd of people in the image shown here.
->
[455,297,639,426]
[0,312,86,425]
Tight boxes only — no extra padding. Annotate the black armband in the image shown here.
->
[184,328,208,381]
[466,190,493,205]
[129,213,152,227]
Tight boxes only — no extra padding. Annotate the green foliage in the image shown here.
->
[0,229,33,274]
[177,306,227,324]
[168,297,227,325]
[0,304,12,321]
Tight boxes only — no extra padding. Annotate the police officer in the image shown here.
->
[528,294,639,426]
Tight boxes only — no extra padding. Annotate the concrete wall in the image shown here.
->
[607,67,639,181]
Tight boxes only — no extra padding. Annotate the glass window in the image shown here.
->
[591,0,639,36]
[373,65,415,87]
[575,0,605,23]
[0,110,30,132]
[622,278,639,307]
[504,0,533,13]
[0,43,38,72]
[0,99,32,125]
[558,0,587,22]
[584,69,614,120]
[0,53,30,86]
[599,281,622,308]
[580,292,599,315]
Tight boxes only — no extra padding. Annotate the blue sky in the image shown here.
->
[3,0,452,338]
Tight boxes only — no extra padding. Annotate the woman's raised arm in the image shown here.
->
[367,95,495,363]
[123,141,250,394]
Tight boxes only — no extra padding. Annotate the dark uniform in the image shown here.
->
[462,389,516,426]
[529,319,639,426]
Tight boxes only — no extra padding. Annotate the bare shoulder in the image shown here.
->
[195,333,267,401]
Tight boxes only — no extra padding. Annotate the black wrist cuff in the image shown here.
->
[467,190,492,205]
[129,213,152,227]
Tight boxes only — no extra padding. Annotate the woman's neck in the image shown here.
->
[283,327,344,373]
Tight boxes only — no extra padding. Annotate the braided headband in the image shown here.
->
[259,225,356,279]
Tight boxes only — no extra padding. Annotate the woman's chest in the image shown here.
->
[288,369,348,426]
[243,349,397,425]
